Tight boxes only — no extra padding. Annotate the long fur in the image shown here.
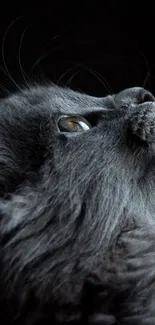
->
[0,85,155,324]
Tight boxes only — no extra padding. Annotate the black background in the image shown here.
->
[0,2,155,97]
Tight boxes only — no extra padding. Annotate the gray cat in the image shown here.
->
[0,84,155,324]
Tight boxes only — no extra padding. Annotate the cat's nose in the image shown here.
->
[139,88,155,103]
[114,87,155,107]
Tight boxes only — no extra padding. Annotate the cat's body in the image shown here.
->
[0,84,155,324]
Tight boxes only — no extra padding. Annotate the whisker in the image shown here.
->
[18,27,30,89]
[66,69,81,87]
[143,71,150,89]
[82,65,113,94]
[30,28,69,73]
[0,63,16,95]
[30,46,61,73]
[2,16,23,91]
[57,67,75,85]
[136,46,150,89]
[0,84,13,96]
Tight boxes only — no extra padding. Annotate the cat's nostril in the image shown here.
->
[139,89,155,104]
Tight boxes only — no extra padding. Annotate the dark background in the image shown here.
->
[0,2,155,97]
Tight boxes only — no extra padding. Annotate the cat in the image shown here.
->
[0,84,155,324]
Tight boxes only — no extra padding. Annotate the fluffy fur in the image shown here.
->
[0,84,155,324]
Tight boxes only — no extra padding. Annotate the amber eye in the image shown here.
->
[58,116,91,132]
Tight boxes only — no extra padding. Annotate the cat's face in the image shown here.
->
[0,85,155,311]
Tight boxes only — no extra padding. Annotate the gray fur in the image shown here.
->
[0,85,155,324]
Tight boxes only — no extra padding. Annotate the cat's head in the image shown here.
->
[0,84,155,307]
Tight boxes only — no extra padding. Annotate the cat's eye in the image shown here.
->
[58,116,91,132]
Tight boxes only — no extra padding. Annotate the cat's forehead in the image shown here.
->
[2,85,107,116]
